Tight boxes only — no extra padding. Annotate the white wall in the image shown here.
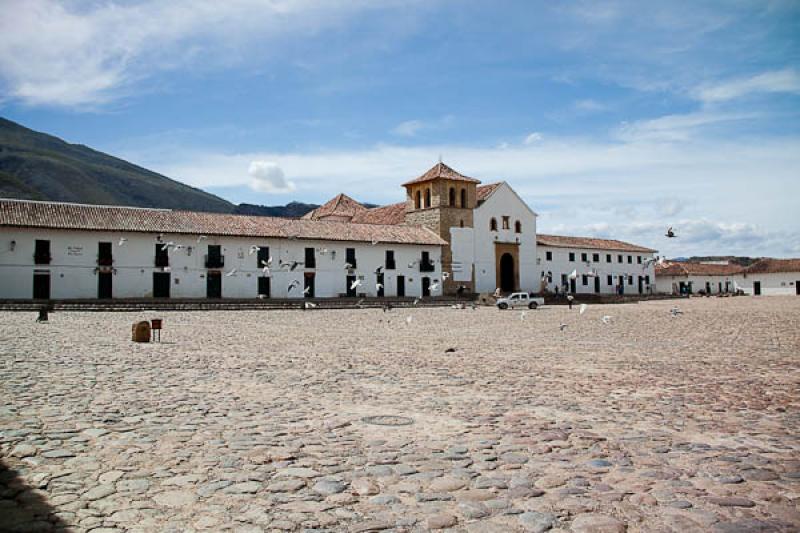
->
[0,228,443,299]
[537,245,656,295]
[655,274,738,295]
[471,183,538,293]
[737,272,800,296]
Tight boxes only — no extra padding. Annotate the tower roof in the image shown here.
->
[402,162,481,187]
[302,193,368,221]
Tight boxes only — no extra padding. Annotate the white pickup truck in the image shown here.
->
[496,292,545,310]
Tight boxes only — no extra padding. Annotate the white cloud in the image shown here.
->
[392,120,425,137]
[0,0,414,107]
[523,132,543,145]
[694,69,800,103]
[573,99,609,112]
[248,161,295,194]
[615,110,759,142]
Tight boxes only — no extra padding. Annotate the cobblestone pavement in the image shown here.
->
[1,296,799,532]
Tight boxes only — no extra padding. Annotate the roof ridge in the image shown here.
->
[0,197,174,212]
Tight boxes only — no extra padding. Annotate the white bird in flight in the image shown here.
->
[376,283,383,291]
[225,268,237,277]
[568,269,578,280]
[430,282,440,292]
[601,315,612,324]
[350,279,362,290]
[304,302,317,309]
[579,303,588,315]
[118,237,127,246]
[304,285,311,295]
[288,280,300,292]
[160,241,175,251]
[344,262,353,270]
[249,245,260,255]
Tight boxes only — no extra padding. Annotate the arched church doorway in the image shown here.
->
[500,253,515,292]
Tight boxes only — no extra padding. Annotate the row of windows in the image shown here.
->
[542,272,651,286]
[413,187,469,209]
[544,250,644,265]
[490,216,522,233]
[31,239,425,273]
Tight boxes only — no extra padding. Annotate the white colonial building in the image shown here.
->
[656,259,800,296]
[536,234,658,295]
[0,200,445,300]
[0,162,664,301]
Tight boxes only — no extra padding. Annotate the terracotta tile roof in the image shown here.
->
[744,258,800,274]
[656,262,744,277]
[351,202,407,225]
[0,199,446,246]
[402,162,481,186]
[476,182,501,203]
[537,233,657,253]
[302,193,368,220]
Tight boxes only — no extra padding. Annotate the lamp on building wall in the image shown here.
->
[9,240,16,251]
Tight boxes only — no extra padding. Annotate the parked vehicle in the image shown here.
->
[496,292,544,310]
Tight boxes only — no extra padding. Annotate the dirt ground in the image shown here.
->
[1,296,798,532]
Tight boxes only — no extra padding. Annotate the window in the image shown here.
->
[460,188,467,207]
[569,252,575,262]
[420,251,434,272]
[561,273,568,286]
[607,275,613,286]
[645,275,650,285]
[98,241,113,266]
[257,246,270,268]
[459,220,464,228]
[581,252,588,262]
[637,256,642,264]
[546,251,553,261]
[592,253,600,262]
[425,188,431,208]
[449,187,456,206]
[415,190,421,209]
[304,247,315,269]
[490,218,498,231]
[34,239,51,265]
[582,275,588,286]
[385,250,396,270]
[514,220,522,233]
[502,216,510,230]
[346,248,357,269]
[155,243,169,268]
[606,254,612,263]
[628,275,634,285]
[618,254,623,263]
[627,255,632,264]
[205,245,222,268]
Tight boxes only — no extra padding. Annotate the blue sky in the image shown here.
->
[1,0,799,257]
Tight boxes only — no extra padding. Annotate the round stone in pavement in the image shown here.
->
[570,513,625,533]
[707,496,755,508]
[586,459,612,468]
[153,490,197,508]
[427,513,458,530]
[459,501,491,520]
[313,480,346,495]
[518,511,556,532]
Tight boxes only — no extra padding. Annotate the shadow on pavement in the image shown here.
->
[0,458,68,532]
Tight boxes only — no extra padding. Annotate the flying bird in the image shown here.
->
[249,245,260,255]
[559,323,568,331]
[304,302,317,309]
[374,266,384,274]
[370,239,379,246]
[350,279,362,290]
[160,242,175,251]
[665,226,676,238]
[412,298,420,306]
[568,269,578,280]
[303,286,312,295]
[520,311,526,321]
[601,315,612,324]
[579,303,588,315]
[670,306,683,317]
[376,283,383,291]
[225,268,237,277]
[118,237,128,246]
[344,262,353,270]
[430,282,440,292]
[288,280,300,292]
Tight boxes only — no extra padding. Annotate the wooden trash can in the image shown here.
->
[132,321,151,343]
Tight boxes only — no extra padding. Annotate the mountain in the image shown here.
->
[234,201,319,218]
[0,117,235,213]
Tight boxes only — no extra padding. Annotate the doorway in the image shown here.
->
[499,253,515,292]
[304,273,315,298]
[397,275,405,297]
[346,275,357,297]
[754,281,761,296]
[421,277,431,297]
[376,273,384,297]
[796,281,799,295]
[594,276,600,294]
[570,278,577,294]
[98,271,112,299]
[33,271,50,300]
[207,271,222,298]
[153,272,170,298]
[258,276,270,298]
[638,276,644,294]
